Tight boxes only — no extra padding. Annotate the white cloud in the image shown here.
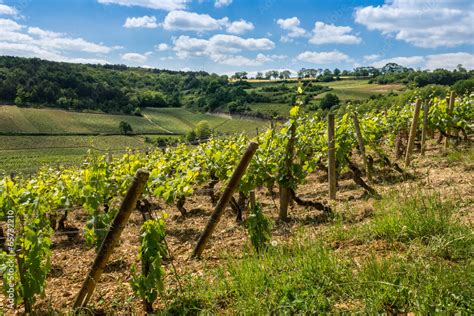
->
[162,11,254,35]
[0,4,18,16]
[277,17,307,40]
[97,0,187,11]
[174,34,274,57]
[425,52,474,70]
[355,0,474,48]
[296,50,351,64]
[226,19,254,35]
[370,53,474,70]
[0,18,22,31]
[0,18,113,64]
[215,0,232,8]
[372,56,425,68]
[173,34,275,65]
[162,10,229,32]
[121,52,152,63]
[124,16,158,28]
[309,22,361,45]
[155,43,169,51]
[363,54,380,61]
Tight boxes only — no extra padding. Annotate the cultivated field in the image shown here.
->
[0,106,269,174]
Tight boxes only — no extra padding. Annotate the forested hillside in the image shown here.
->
[0,56,273,114]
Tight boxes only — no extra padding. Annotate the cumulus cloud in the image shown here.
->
[355,0,474,48]
[215,0,232,8]
[226,19,254,35]
[124,16,158,28]
[425,52,474,70]
[162,10,254,34]
[97,0,187,11]
[296,50,351,64]
[309,22,361,45]
[121,52,152,63]
[173,34,275,66]
[155,43,169,51]
[277,17,307,42]
[0,18,113,64]
[370,53,474,70]
[162,10,229,32]
[371,56,425,68]
[363,54,380,61]
[0,4,18,16]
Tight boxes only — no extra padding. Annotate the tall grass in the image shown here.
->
[162,191,472,314]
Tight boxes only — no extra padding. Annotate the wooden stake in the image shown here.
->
[192,142,258,258]
[328,114,336,200]
[444,92,456,150]
[421,101,429,156]
[279,123,296,221]
[249,191,256,210]
[352,113,371,182]
[73,169,149,309]
[405,99,422,167]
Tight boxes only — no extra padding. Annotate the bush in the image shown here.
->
[119,121,133,135]
[195,120,211,140]
[319,93,340,110]
[133,107,142,116]
[452,78,474,95]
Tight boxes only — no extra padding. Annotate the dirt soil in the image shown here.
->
[1,142,473,315]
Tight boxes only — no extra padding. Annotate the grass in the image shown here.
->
[329,190,473,260]
[162,191,473,314]
[247,103,292,116]
[313,80,404,101]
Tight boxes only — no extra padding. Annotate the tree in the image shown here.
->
[265,70,279,80]
[232,72,248,80]
[195,120,211,140]
[256,72,264,80]
[119,121,133,135]
[319,93,340,110]
[280,70,291,79]
[333,68,341,76]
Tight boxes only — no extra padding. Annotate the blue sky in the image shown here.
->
[0,0,473,74]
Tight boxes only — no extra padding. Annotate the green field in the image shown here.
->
[0,106,166,134]
[0,106,267,135]
[0,135,153,174]
[313,80,404,101]
[0,106,268,174]
[246,79,404,117]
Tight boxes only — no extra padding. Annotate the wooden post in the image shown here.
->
[405,99,422,167]
[192,142,258,258]
[420,101,429,156]
[279,123,296,221]
[328,114,336,200]
[444,92,456,150]
[352,113,371,182]
[249,191,256,210]
[73,169,150,309]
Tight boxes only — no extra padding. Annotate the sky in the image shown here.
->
[0,0,473,75]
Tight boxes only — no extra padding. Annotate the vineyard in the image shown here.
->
[0,88,473,314]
